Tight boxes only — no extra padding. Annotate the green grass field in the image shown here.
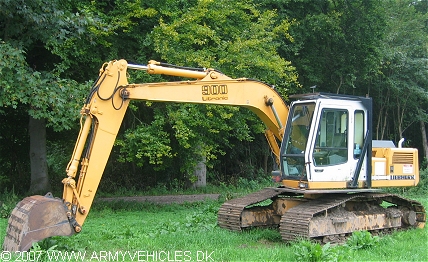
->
[1,193,427,262]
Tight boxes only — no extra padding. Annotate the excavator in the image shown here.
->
[3,59,426,251]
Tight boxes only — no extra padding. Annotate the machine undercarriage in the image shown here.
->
[218,187,426,244]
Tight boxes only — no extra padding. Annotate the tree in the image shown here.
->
[375,0,428,149]
[98,0,300,188]
[266,0,386,94]
[0,0,91,194]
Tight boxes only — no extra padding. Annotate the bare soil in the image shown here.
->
[97,194,220,204]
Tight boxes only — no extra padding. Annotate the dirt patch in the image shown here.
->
[97,194,220,205]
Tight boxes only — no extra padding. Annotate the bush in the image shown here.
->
[293,240,338,262]
[404,167,428,195]
[0,188,20,218]
[30,239,60,262]
[346,231,379,250]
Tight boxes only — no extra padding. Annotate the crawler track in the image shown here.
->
[218,188,426,243]
[280,194,358,242]
[217,188,284,231]
[280,192,425,242]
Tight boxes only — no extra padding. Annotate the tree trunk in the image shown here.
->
[28,116,51,194]
[421,120,428,163]
[192,145,206,188]
[192,158,206,188]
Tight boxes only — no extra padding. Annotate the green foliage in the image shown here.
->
[149,203,218,237]
[293,240,338,262]
[386,167,428,196]
[421,158,428,170]
[375,0,428,141]
[277,0,387,94]
[237,176,268,191]
[0,41,33,109]
[408,167,428,195]
[0,189,20,218]
[116,121,173,167]
[346,231,380,250]
[0,4,91,130]
[30,239,60,262]
[151,0,299,92]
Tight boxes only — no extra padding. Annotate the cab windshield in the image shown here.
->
[281,103,316,178]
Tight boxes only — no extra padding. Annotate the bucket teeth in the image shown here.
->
[3,194,74,252]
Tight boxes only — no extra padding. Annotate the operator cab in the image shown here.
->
[279,93,372,190]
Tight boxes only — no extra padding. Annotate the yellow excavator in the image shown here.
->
[3,60,426,251]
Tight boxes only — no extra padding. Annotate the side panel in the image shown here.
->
[371,148,419,187]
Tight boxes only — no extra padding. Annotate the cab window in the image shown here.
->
[312,109,348,166]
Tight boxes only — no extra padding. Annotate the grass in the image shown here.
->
[0,192,427,261]
[95,176,274,198]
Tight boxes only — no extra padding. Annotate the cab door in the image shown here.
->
[307,106,352,182]
[307,102,368,184]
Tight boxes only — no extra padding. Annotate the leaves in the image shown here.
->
[374,0,428,139]
[109,0,299,182]
[151,0,299,90]
[293,240,338,262]
[0,0,93,131]
[279,0,387,94]
[0,41,88,130]
[116,120,173,168]
[346,231,380,250]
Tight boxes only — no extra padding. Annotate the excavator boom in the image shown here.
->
[3,60,288,251]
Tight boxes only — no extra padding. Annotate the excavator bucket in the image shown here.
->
[3,193,74,252]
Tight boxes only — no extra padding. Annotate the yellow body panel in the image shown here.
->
[281,180,364,190]
[371,147,419,187]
